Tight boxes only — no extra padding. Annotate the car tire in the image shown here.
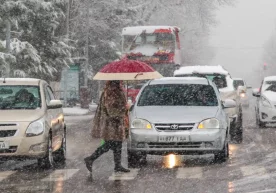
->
[38,135,54,169]
[214,141,229,163]
[233,108,243,143]
[53,130,66,164]
[256,113,265,127]
[235,130,243,144]
[127,151,147,168]
[230,119,243,143]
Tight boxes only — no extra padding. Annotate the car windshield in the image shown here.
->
[233,80,245,89]
[265,84,276,92]
[0,86,41,109]
[123,33,176,53]
[138,84,218,106]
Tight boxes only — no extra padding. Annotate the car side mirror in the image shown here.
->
[252,88,261,97]
[222,99,236,109]
[48,100,63,109]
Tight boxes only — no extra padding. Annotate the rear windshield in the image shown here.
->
[138,84,218,106]
[0,86,41,109]
[265,81,276,85]
[174,74,227,89]
[233,80,244,89]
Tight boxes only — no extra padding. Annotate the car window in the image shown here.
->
[0,86,41,109]
[46,86,55,100]
[265,81,276,85]
[233,80,245,89]
[44,86,52,106]
[175,74,227,89]
[138,84,218,106]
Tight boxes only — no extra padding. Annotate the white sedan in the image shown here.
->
[233,78,250,107]
[253,76,276,127]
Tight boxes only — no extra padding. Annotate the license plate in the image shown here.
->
[0,142,9,149]
[159,136,188,142]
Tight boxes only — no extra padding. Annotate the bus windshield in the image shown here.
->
[123,32,176,53]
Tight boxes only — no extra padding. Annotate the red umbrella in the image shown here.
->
[93,58,163,80]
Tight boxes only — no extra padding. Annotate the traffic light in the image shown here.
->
[264,62,267,70]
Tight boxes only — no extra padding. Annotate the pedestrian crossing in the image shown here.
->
[176,167,203,179]
[0,171,15,182]
[1,164,276,193]
[0,164,275,183]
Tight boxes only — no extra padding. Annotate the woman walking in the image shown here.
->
[84,80,130,173]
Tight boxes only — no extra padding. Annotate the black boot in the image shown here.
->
[113,145,130,173]
[84,157,93,172]
[84,142,111,172]
[114,165,130,173]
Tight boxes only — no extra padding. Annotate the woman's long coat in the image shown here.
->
[91,91,128,141]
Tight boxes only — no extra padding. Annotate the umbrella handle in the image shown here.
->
[135,73,143,78]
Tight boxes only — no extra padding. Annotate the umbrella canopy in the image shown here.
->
[93,59,163,80]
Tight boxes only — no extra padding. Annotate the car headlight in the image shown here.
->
[131,119,152,129]
[198,118,219,129]
[26,119,44,137]
[262,97,272,108]
[240,93,246,98]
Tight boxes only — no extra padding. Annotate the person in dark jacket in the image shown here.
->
[84,80,130,173]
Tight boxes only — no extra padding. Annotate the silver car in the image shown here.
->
[127,77,236,166]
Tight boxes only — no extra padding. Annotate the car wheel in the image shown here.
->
[127,151,147,168]
[214,141,229,163]
[236,108,243,129]
[38,135,54,168]
[256,112,265,127]
[235,130,243,144]
[54,130,66,164]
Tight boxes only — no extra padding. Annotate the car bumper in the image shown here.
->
[127,128,226,154]
[259,106,276,123]
[240,97,249,106]
[0,132,48,158]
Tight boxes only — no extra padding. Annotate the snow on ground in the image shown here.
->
[63,104,97,116]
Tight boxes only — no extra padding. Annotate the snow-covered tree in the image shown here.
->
[69,0,233,77]
[0,0,72,79]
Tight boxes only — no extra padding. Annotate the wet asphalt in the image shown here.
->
[1,95,276,193]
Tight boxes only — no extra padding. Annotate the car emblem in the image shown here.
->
[170,124,179,130]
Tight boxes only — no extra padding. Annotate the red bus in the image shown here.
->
[121,26,181,77]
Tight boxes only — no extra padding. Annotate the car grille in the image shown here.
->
[0,130,17,138]
[0,146,17,154]
[148,142,202,148]
[154,123,194,131]
[0,124,17,127]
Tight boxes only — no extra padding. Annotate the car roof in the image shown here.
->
[264,76,276,81]
[0,78,42,86]
[174,65,229,76]
[148,77,210,85]
[233,78,244,81]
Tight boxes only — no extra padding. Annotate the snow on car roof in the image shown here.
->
[0,78,41,85]
[174,65,229,76]
[122,26,179,35]
[149,77,209,85]
[233,78,244,80]
[264,76,276,81]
